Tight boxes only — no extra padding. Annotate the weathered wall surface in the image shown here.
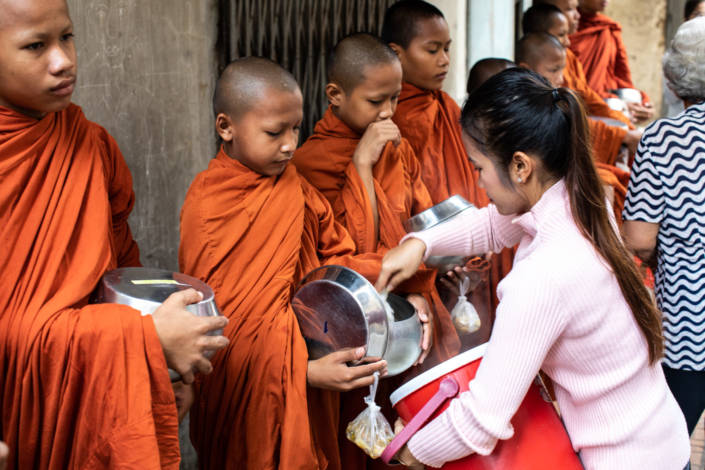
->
[65,1,219,467]
[605,0,668,116]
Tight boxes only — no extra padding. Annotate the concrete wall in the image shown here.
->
[604,0,668,116]
[427,0,469,104]
[66,1,219,467]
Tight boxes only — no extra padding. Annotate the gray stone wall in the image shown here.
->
[65,1,219,467]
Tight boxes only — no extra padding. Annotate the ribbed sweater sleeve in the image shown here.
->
[407,260,568,468]
[401,205,525,261]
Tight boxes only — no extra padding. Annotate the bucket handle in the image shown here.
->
[381,377,460,464]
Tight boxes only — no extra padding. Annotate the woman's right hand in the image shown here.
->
[307,347,387,391]
[151,289,230,385]
[375,239,427,292]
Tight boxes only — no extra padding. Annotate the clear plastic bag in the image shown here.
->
[451,276,481,335]
[345,372,394,459]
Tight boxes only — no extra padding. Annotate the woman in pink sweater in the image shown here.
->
[377,68,690,469]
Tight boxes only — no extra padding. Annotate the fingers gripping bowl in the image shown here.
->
[292,265,422,377]
[90,267,224,382]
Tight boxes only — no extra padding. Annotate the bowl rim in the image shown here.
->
[402,195,475,233]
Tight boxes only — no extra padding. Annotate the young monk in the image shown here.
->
[570,0,654,123]
[381,0,513,315]
[179,57,427,470]
[291,32,461,469]
[515,33,632,219]
[467,58,515,95]
[521,8,643,163]
[0,0,229,468]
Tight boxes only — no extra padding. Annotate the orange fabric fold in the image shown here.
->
[589,118,627,166]
[392,83,514,313]
[569,10,650,102]
[179,149,386,470]
[293,107,462,470]
[0,104,178,470]
[596,162,629,222]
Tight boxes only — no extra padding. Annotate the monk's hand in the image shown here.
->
[376,239,427,293]
[623,129,643,156]
[0,440,8,470]
[441,266,482,296]
[406,294,433,365]
[625,102,654,123]
[172,381,195,424]
[393,418,423,467]
[152,288,230,385]
[307,347,387,392]
[353,119,402,171]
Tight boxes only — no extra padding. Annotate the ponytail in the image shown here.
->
[462,68,664,364]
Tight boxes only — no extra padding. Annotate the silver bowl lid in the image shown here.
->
[292,265,389,365]
[402,195,475,233]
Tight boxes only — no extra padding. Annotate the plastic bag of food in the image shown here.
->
[451,276,481,335]
[345,372,394,458]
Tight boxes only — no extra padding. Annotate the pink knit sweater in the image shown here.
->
[403,180,690,469]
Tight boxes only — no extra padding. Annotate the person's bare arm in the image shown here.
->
[0,441,8,470]
[622,220,660,264]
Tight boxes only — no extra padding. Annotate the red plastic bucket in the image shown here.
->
[382,344,583,469]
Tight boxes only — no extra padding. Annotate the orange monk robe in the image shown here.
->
[0,105,179,469]
[179,149,391,470]
[293,107,462,470]
[569,9,651,103]
[391,83,515,313]
[596,162,629,223]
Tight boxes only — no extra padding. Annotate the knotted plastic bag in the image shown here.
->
[345,372,394,458]
[451,276,481,335]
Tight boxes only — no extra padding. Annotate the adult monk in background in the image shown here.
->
[570,0,655,123]
[292,33,460,470]
[382,0,512,314]
[180,58,400,470]
[0,0,229,468]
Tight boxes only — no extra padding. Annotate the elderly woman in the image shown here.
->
[623,17,705,436]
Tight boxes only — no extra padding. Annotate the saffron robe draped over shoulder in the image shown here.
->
[292,106,461,470]
[391,83,514,312]
[179,149,386,470]
[0,105,179,469]
[569,10,650,103]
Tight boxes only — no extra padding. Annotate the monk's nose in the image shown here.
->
[48,45,75,77]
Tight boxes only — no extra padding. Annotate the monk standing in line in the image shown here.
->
[381,0,512,317]
[292,33,460,469]
[179,57,434,470]
[569,0,654,123]
[0,0,229,468]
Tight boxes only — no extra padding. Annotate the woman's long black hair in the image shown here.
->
[462,68,663,364]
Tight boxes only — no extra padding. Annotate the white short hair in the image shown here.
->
[663,17,705,103]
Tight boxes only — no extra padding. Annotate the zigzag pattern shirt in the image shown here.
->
[624,101,705,370]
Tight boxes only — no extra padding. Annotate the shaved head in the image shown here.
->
[533,0,581,34]
[327,32,400,95]
[381,0,445,49]
[515,33,564,66]
[522,5,564,35]
[213,57,300,120]
[467,58,516,95]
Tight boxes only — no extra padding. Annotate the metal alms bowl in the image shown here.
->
[292,265,422,377]
[611,88,643,104]
[402,195,478,273]
[90,267,224,382]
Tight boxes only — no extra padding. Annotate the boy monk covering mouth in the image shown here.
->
[291,33,460,470]
[179,57,401,470]
[381,0,514,316]
[0,0,229,468]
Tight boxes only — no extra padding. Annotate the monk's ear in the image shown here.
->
[326,83,344,107]
[518,62,531,70]
[215,113,235,142]
[388,43,404,59]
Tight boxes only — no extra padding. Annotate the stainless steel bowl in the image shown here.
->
[91,267,224,382]
[590,116,629,131]
[292,265,422,377]
[611,88,642,104]
[402,196,478,273]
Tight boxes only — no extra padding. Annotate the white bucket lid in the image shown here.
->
[390,343,488,406]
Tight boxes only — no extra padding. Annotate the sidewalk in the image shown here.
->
[692,414,704,470]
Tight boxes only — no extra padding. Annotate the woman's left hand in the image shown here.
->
[406,294,433,365]
[393,418,423,467]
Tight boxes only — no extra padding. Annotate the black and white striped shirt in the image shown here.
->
[623,101,705,370]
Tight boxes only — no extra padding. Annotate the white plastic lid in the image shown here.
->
[390,343,488,406]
